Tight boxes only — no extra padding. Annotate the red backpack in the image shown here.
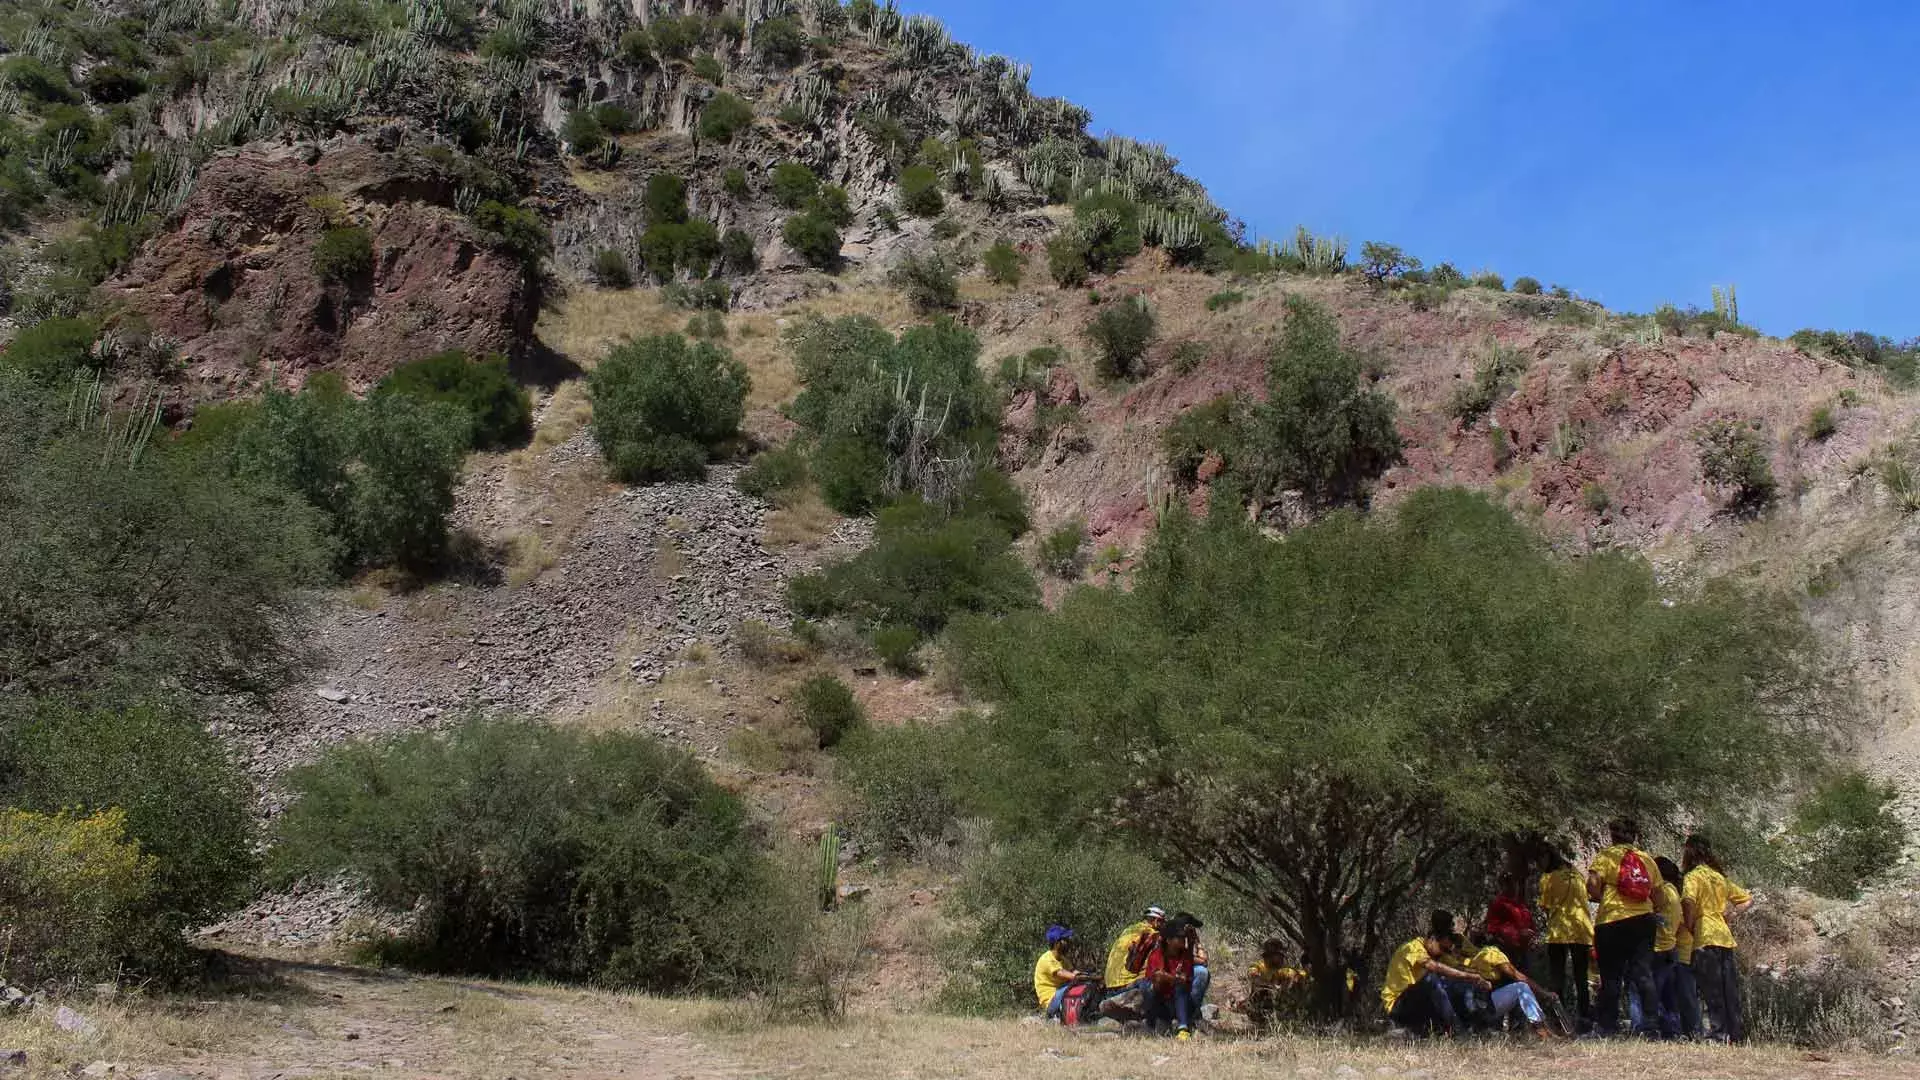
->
[1616,850,1654,903]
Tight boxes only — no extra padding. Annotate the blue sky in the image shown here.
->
[908,1,1920,339]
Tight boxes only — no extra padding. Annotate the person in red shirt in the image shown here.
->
[1486,873,1538,974]
[1143,930,1198,1038]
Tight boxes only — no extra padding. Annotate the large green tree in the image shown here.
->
[946,489,1839,1016]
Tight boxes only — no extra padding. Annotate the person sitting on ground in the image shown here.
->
[1142,927,1199,1039]
[1245,939,1306,1027]
[1104,905,1166,1001]
[1382,924,1489,1038]
[1539,848,1594,1030]
[1033,925,1084,1020]
[1683,834,1753,1044]
[1167,911,1212,1018]
[1465,929,1562,1039]
[1587,819,1662,1037]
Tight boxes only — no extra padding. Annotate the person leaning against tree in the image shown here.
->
[1683,834,1753,1043]
[1586,819,1662,1036]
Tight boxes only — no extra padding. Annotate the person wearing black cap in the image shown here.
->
[1034,925,1084,1019]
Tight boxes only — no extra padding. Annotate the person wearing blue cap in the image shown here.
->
[1034,925,1085,1018]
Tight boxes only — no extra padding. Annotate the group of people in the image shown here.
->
[1387,821,1754,1042]
[1033,906,1212,1038]
[1032,820,1756,1045]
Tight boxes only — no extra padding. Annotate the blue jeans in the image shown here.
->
[1046,983,1071,1019]
[1491,982,1544,1026]
[1145,984,1193,1032]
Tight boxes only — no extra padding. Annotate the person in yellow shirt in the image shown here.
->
[1586,819,1661,1036]
[1382,929,1487,1037]
[1464,930,1562,1038]
[1538,849,1594,1028]
[1245,939,1305,1027]
[1033,925,1084,1019]
[1683,835,1753,1043]
[1102,906,1165,1000]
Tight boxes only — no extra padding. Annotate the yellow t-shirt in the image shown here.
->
[1539,867,1595,945]
[1684,866,1752,950]
[1465,945,1511,985]
[1653,880,1683,953]
[1381,938,1430,1013]
[1589,845,1656,925]
[1034,948,1071,1011]
[1104,921,1152,989]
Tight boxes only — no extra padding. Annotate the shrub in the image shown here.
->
[941,839,1187,1014]
[1,316,98,382]
[0,808,157,986]
[1806,405,1838,441]
[1513,276,1543,296]
[1085,295,1157,380]
[737,444,809,502]
[313,226,373,284]
[593,247,634,288]
[699,93,754,142]
[270,717,804,991]
[721,228,757,274]
[892,250,958,312]
[589,334,748,483]
[898,165,945,217]
[754,16,808,66]
[872,625,922,675]
[470,201,549,269]
[2,699,260,973]
[782,212,841,268]
[1037,521,1087,579]
[771,162,819,209]
[1206,289,1246,312]
[722,167,750,198]
[1046,234,1090,288]
[1695,417,1776,512]
[786,493,1038,636]
[983,240,1022,286]
[373,350,532,451]
[1787,770,1909,900]
[795,674,864,749]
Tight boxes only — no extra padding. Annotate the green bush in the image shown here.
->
[0,808,157,987]
[839,721,967,856]
[1206,289,1246,312]
[2,699,260,975]
[772,162,819,209]
[270,717,804,991]
[754,16,808,66]
[313,226,373,284]
[1036,521,1088,579]
[589,333,748,483]
[786,493,1038,637]
[737,444,809,502]
[795,673,864,749]
[1787,770,1909,900]
[782,212,841,268]
[1695,417,1776,513]
[1086,295,1158,380]
[1,316,98,382]
[593,247,634,288]
[699,93,754,142]
[1046,234,1090,288]
[373,350,532,450]
[892,250,958,312]
[898,165,945,217]
[1513,276,1543,296]
[940,838,1187,1014]
[872,625,923,675]
[983,240,1022,286]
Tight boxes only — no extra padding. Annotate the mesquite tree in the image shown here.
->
[948,489,1840,1018]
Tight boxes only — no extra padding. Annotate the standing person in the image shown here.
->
[1143,929,1198,1039]
[1539,849,1594,1028]
[1683,835,1753,1043]
[1464,929,1563,1039]
[1587,819,1661,1036]
[1034,925,1084,1019]
[1382,928,1488,1038]
[1657,856,1702,1039]
[1103,906,1165,999]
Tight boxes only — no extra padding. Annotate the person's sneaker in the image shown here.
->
[1175,1028,1192,1042]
